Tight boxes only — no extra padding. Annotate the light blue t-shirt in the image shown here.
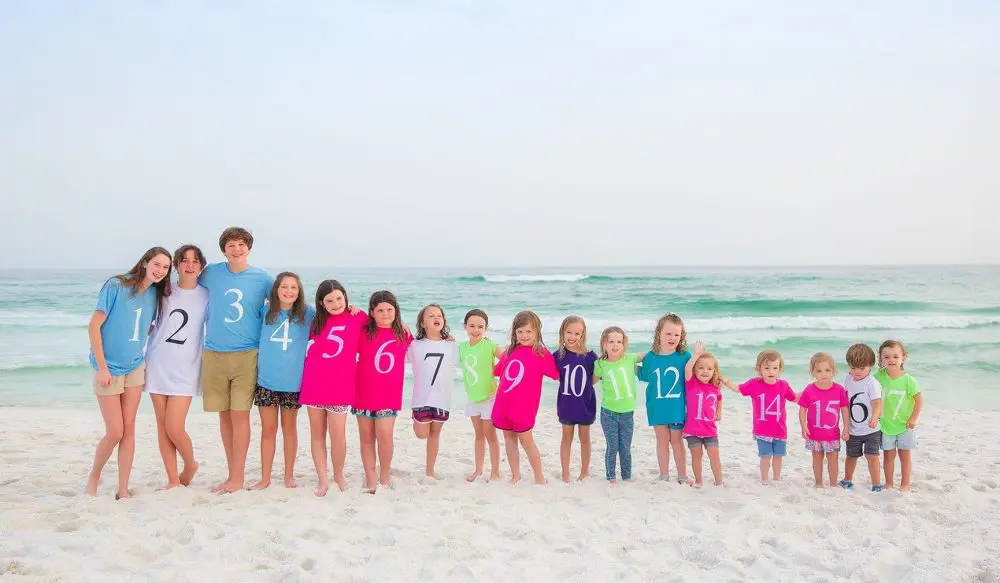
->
[199,263,273,352]
[257,305,316,392]
[88,277,158,375]
[637,350,691,426]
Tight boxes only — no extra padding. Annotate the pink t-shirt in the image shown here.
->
[739,377,797,440]
[797,383,849,441]
[683,378,723,438]
[354,326,414,411]
[299,311,368,408]
[490,345,559,432]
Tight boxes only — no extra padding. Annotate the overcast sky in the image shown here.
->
[1,1,997,269]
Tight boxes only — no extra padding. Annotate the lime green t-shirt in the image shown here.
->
[459,338,498,403]
[593,353,638,413]
[874,369,920,436]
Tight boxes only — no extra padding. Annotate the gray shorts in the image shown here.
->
[846,431,881,458]
[685,435,719,449]
[882,430,917,451]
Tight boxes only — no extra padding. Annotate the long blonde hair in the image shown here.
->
[557,315,588,358]
[598,326,628,360]
[506,311,546,357]
[651,313,688,353]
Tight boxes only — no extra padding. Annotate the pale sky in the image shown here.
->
[1,1,997,269]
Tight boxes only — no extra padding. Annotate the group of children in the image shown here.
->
[85,227,925,500]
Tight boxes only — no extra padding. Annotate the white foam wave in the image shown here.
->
[0,311,89,328]
[481,274,588,283]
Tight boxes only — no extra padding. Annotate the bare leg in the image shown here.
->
[844,456,858,483]
[308,408,330,496]
[250,405,278,490]
[467,417,485,482]
[280,407,299,488]
[215,410,250,493]
[883,449,897,489]
[707,446,723,485]
[151,394,180,489]
[504,430,521,484]
[559,425,574,483]
[518,431,546,485]
[358,416,377,492]
[484,420,501,481]
[759,456,771,483]
[691,445,704,487]
[87,394,125,495]
[669,429,687,481]
[115,386,143,498]
[212,411,234,492]
[898,450,913,492]
[164,396,197,486]
[865,454,882,487]
[811,451,824,487]
[826,452,839,487]
[426,422,443,479]
[328,412,348,491]
[578,425,591,480]
[772,456,784,481]
[653,426,670,479]
[413,420,430,439]
[375,417,396,487]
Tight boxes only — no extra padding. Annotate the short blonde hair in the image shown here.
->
[809,352,837,374]
[755,349,784,373]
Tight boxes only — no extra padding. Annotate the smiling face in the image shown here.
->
[421,306,444,338]
[223,238,250,268]
[372,302,396,327]
[603,331,625,360]
[563,321,584,351]
[658,322,682,353]
[694,357,716,384]
[464,315,487,342]
[880,345,906,376]
[277,276,300,309]
[322,289,346,316]
[515,324,537,346]
[143,253,172,286]
[176,249,202,286]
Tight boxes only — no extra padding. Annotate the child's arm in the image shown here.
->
[88,311,111,387]
[798,407,809,440]
[684,354,696,382]
[721,378,741,393]
[868,398,883,429]
[840,406,851,441]
[907,393,924,429]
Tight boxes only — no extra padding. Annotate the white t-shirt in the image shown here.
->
[407,338,459,411]
[844,373,882,436]
[144,283,209,396]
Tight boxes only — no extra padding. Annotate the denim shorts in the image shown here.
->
[882,429,917,451]
[756,438,787,457]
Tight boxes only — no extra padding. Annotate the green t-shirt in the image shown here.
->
[593,353,638,413]
[874,369,920,436]
[459,338,498,403]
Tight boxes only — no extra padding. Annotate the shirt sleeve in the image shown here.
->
[784,383,797,402]
[906,376,920,397]
[493,353,506,377]
[839,386,850,407]
[868,378,882,400]
[738,380,753,396]
[94,279,120,314]
[541,350,559,380]
[797,388,812,409]
[593,359,605,380]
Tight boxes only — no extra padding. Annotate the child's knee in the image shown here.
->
[106,425,125,443]
[165,423,187,443]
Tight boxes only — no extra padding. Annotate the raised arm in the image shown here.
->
[685,341,704,382]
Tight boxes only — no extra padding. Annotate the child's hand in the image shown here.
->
[868,418,878,429]
[722,378,735,391]
[906,417,919,430]
[348,304,360,316]
[96,368,112,388]
[715,409,723,422]
[841,429,850,442]
[693,340,704,355]
[801,426,810,440]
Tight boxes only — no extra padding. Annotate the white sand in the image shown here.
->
[1,403,998,582]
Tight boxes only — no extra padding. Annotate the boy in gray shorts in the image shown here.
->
[839,343,885,492]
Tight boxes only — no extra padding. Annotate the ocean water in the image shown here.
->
[1,266,999,409]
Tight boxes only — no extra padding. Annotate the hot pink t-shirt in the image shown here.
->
[739,378,797,440]
[797,383,849,441]
[354,326,414,411]
[299,311,368,408]
[490,345,559,432]
[683,378,723,438]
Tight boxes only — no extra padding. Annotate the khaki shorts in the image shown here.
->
[202,349,258,412]
[93,365,146,396]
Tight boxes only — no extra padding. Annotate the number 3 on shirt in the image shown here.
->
[224,288,244,323]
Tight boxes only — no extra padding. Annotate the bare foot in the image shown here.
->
[714,481,724,487]
[114,489,135,501]
[378,479,394,490]
[156,482,181,491]
[284,476,297,488]
[210,477,232,493]
[362,482,376,495]
[691,481,704,489]
[488,471,501,482]
[335,477,349,492]
[248,480,271,491]
[179,461,199,486]
[85,475,100,496]
[814,483,824,489]
[215,480,243,494]
[425,472,442,481]
[609,479,617,485]
[561,472,571,483]
[508,474,521,486]
[900,484,911,493]
[535,477,547,486]
[577,471,590,481]
[315,482,329,497]
[466,470,483,483]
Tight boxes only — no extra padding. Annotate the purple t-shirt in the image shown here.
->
[554,349,598,425]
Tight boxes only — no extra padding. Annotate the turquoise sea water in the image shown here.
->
[1,266,998,409]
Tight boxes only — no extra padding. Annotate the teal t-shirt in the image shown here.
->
[593,353,638,413]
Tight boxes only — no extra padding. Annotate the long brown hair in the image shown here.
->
[505,310,546,357]
[310,279,349,337]
[556,315,588,359]
[365,290,407,341]
[598,326,628,360]
[112,246,173,317]
[416,303,451,340]
[651,312,688,353]
[266,272,307,326]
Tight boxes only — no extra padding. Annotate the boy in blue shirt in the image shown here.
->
[199,227,273,493]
